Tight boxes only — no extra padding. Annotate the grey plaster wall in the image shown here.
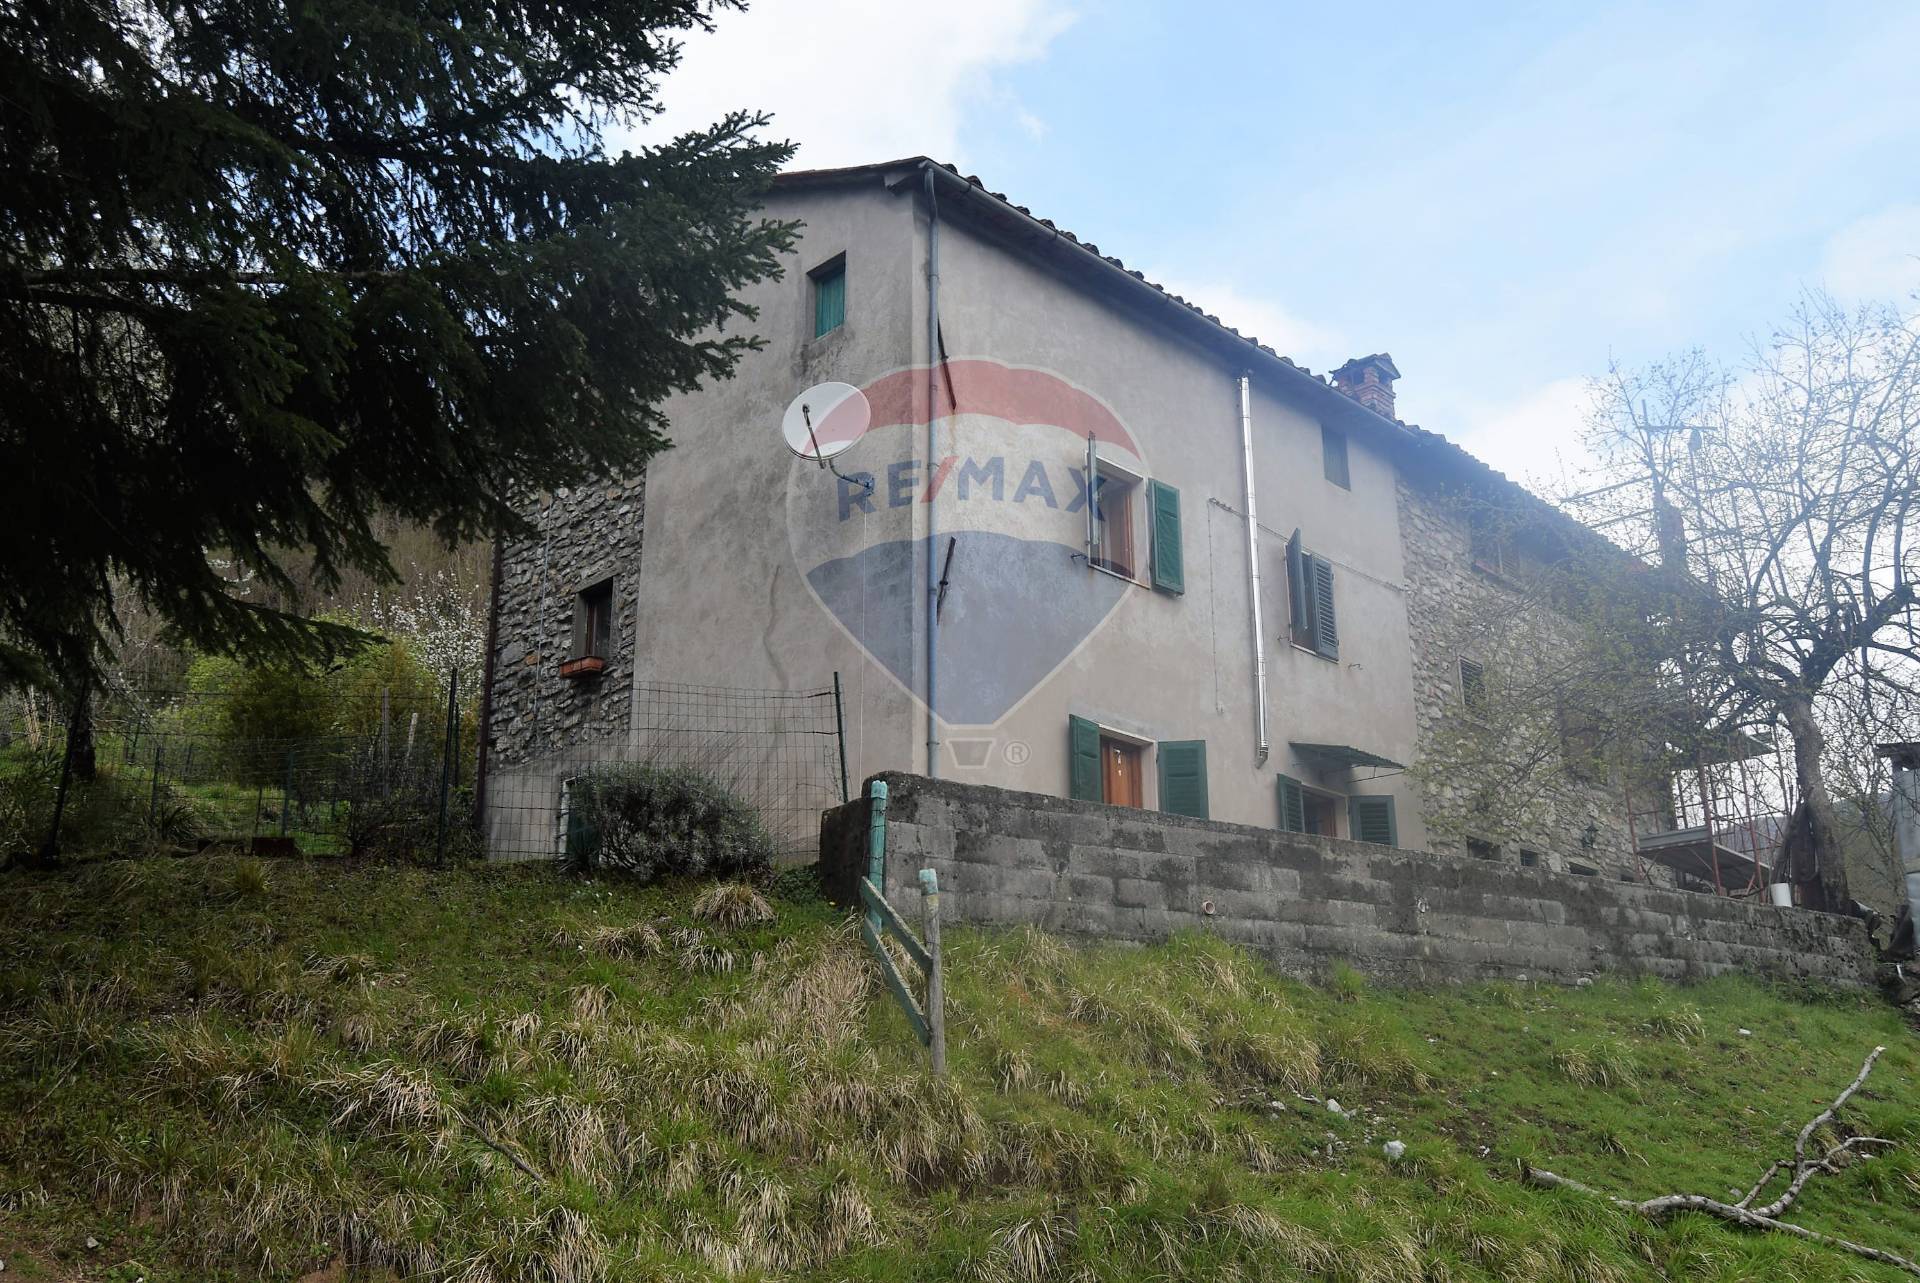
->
[821,773,1874,988]
[919,209,1425,841]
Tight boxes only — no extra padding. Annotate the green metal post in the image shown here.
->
[436,666,458,862]
[865,779,889,931]
[832,671,850,804]
[148,740,163,824]
[918,867,946,1076]
[279,748,294,837]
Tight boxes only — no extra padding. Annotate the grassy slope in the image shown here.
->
[0,856,1914,1283]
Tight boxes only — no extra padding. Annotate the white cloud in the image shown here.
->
[1819,206,1920,302]
[620,0,1076,169]
[1143,274,1346,371]
[1448,376,1599,494]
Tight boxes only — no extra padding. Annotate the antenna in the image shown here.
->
[782,382,874,493]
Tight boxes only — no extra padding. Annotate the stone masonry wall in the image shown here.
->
[1395,478,1653,881]
[486,475,646,769]
[821,773,1873,988]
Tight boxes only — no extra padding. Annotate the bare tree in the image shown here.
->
[1575,292,1920,911]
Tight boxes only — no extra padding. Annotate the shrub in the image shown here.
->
[563,763,775,883]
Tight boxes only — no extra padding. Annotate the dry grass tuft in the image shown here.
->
[313,1060,446,1133]
[692,880,776,928]
[1645,1006,1705,1044]
[671,927,738,974]
[303,952,377,984]
[983,1209,1078,1283]
[569,982,615,1022]
[411,1010,503,1080]
[1552,1040,1639,1089]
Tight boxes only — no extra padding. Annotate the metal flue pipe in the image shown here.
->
[922,163,943,777]
[1238,373,1270,763]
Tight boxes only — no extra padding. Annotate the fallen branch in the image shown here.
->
[1523,1045,1917,1278]
[454,1109,547,1185]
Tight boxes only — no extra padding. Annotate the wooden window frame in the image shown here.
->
[1089,456,1146,584]
[573,577,614,661]
[1300,782,1343,838]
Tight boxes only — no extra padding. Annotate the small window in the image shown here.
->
[1569,862,1598,877]
[1467,837,1500,861]
[1460,659,1486,714]
[1285,529,1338,659]
[1091,467,1141,579]
[1302,789,1340,837]
[1519,849,1541,868]
[573,578,613,659]
[811,256,846,337]
[1321,424,1351,489]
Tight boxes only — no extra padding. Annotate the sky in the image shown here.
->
[635,0,1920,494]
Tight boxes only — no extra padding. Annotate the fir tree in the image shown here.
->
[0,0,797,690]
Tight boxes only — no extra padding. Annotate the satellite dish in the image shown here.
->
[782,382,870,461]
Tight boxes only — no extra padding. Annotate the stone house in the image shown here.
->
[480,157,1691,880]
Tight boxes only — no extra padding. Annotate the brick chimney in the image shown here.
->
[1332,354,1401,419]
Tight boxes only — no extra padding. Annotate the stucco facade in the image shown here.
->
[482,158,1651,868]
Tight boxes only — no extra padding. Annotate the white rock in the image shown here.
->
[1384,1140,1407,1161]
[1326,1098,1343,1115]
[85,1237,99,1250]
[1737,1028,1753,1037]
[1574,977,1593,988]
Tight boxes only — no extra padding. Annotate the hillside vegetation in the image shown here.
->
[0,856,1915,1282]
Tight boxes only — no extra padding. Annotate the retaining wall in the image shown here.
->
[820,772,1874,987]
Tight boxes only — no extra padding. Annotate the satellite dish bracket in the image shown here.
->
[802,402,874,493]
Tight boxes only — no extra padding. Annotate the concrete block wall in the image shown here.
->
[821,772,1874,987]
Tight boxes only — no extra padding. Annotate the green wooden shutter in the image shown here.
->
[1286,529,1307,640]
[1309,554,1339,659]
[1069,715,1102,802]
[1348,795,1397,846]
[1157,740,1208,818]
[1149,480,1184,594]
[1276,774,1306,833]
[813,263,845,336]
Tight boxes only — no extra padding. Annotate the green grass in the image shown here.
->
[0,856,1914,1282]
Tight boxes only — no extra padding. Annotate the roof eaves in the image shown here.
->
[772,158,1588,537]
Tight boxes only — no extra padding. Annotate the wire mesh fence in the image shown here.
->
[1,674,474,862]
[481,679,849,866]
[5,673,847,867]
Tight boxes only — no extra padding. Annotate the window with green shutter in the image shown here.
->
[1068,715,1102,802]
[1286,529,1309,642]
[1285,530,1338,658]
[1157,740,1208,818]
[811,256,846,337]
[1348,795,1397,846]
[1309,555,1338,659]
[1276,774,1306,833]
[1148,479,1183,594]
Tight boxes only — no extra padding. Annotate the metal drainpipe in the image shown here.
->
[922,163,942,778]
[1238,373,1270,764]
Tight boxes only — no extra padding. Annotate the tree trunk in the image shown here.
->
[69,685,97,782]
[1781,694,1851,912]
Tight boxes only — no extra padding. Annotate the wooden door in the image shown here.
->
[1101,737,1143,809]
